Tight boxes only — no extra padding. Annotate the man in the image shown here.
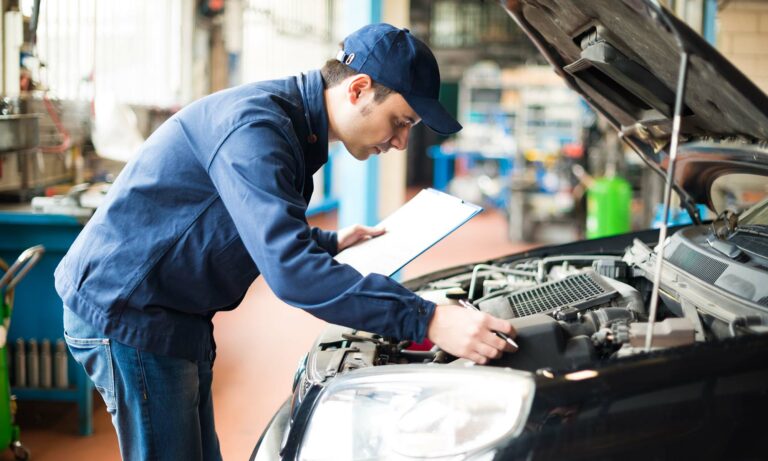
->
[58,23,516,460]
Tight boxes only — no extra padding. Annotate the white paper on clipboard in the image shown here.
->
[334,188,482,276]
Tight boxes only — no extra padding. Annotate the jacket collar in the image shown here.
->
[296,70,329,173]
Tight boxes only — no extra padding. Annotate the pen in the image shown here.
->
[458,299,519,349]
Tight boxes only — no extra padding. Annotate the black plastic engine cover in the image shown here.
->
[491,314,597,372]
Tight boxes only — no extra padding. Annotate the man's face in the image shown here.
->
[334,76,421,161]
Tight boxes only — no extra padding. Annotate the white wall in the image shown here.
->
[34,0,197,107]
[240,0,335,82]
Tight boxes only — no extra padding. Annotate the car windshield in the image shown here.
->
[738,196,768,227]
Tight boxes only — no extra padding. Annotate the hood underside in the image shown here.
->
[502,0,768,213]
[675,143,768,209]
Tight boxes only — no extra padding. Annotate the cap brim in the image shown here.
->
[405,95,462,136]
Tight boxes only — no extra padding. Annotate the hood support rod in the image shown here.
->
[646,50,690,351]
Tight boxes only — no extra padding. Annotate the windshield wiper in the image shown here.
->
[737,224,768,237]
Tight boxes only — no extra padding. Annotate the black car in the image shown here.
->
[252,1,768,460]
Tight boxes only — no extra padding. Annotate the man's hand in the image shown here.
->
[427,304,517,364]
[337,224,386,252]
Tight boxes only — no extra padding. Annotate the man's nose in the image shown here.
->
[390,126,410,150]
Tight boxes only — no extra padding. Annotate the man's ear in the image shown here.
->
[346,74,373,104]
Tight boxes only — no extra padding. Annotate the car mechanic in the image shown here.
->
[56,23,517,461]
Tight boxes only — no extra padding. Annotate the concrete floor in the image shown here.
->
[7,203,537,460]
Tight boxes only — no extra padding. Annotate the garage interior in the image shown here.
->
[0,0,766,460]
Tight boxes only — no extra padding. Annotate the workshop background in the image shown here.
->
[0,0,765,459]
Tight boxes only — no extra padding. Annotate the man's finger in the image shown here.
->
[475,341,502,360]
[487,316,516,337]
[481,331,508,352]
[468,352,487,365]
[481,319,518,354]
[365,225,386,236]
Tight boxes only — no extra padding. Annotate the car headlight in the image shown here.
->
[298,365,535,460]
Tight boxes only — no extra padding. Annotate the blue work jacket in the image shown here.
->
[55,70,436,361]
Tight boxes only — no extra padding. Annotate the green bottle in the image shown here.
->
[586,176,632,239]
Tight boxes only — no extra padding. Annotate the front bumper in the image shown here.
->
[250,398,291,461]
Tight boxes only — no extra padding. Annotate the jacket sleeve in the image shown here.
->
[309,227,338,256]
[206,122,435,341]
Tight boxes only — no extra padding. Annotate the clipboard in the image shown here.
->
[334,188,482,276]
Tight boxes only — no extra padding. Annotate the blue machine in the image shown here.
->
[0,211,92,436]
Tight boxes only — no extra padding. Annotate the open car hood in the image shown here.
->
[502,0,768,217]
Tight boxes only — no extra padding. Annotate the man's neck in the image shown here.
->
[323,87,340,143]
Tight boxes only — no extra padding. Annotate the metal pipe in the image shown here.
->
[27,339,39,387]
[40,339,52,388]
[645,51,690,352]
[29,0,42,46]
[468,256,624,301]
[535,255,623,283]
[0,245,45,291]
[15,339,26,387]
[468,264,536,301]
[55,339,69,388]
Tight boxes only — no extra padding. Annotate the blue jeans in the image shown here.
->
[63,307,222,461]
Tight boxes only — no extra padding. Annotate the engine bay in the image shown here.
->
[328,232,763,383]
[304,216,768,383]
[409,245,685,372]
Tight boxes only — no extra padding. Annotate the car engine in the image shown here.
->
[411,247,692,372]
[304,216,768,383]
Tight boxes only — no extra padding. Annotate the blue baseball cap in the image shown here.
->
[336,23,462,136]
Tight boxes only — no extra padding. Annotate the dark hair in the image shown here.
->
[320,59,394,103]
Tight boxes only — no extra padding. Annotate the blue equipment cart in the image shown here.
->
[0,211,92,436]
